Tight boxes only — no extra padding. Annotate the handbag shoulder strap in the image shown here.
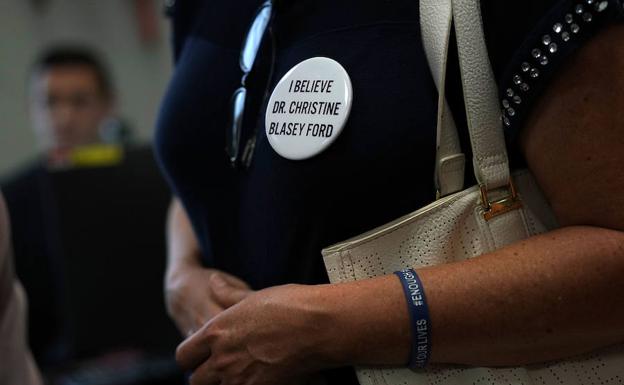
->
[420,0,466,197]
[421,0,511,194]
[452,0,511,191]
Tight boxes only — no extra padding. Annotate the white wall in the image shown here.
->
[0,0,173,177]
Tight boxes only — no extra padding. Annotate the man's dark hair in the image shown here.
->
[32,46,114,100]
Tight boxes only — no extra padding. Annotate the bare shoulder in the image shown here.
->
[520,23,624,230]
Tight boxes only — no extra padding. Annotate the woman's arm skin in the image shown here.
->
[176,24,624,384]
[164,198,252,336]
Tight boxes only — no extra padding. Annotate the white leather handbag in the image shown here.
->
[321,0,624,383]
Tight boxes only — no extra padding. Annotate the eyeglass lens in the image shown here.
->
[240,1,272,74]
[227,0,272,166]
[228,87,248,163]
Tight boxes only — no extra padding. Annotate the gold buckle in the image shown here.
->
[480,180,523,221]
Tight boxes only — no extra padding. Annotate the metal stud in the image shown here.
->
[532,48,542,58]
[502,99,510,109]
[562,31,571,41]
[540,55,549,65]
[513,95,522,104]
[575,4,584,13]
[507,108,516,117]
[520,83,530,92]
[530,68,540,78]
[565,13,574,23]
[583,12,593,22]
[549,43,558,53]
[553,23,563,33]
[595,1,609,12]
[571,23,580,33]
[521,62,531,72]
[542,34,552,45]
[513,75,523,85]
[506,88,515,97]
[503,115,511,127]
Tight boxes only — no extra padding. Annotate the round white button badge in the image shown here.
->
[265,57,353,160]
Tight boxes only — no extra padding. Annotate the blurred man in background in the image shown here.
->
[29,47,131,166]
[1,46,182,385]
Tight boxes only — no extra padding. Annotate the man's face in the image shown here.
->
[30,65,113,152]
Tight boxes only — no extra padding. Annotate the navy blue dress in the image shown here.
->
[155,0,623,382]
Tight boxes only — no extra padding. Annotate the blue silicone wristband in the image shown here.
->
[394,268,432,369]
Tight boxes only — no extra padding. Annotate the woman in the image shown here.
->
[155,0,624,384]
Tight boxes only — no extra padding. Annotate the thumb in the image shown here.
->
[209,273,252,308]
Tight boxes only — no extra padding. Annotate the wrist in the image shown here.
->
[165,252,203,285]
[394,269,432,368]
[299,283,350,368]
[313,277,412,367]
[303,282,373,368]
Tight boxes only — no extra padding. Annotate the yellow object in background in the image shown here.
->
[69,144,124,168]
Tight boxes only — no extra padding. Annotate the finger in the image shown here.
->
[176,328,213,371]
[209,274,252,308]
[188,358,221,385]
[212,285,251,308]
[174,299,223,337]
[196,302,225,328]
[219,272,251,290]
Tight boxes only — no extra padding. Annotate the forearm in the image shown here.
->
[319,225,624,367]
[166,198,203,278]
[165,198,253,335]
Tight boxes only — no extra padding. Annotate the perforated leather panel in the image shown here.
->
[322,171,624,385]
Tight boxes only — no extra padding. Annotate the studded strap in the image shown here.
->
[500,0,622,140]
